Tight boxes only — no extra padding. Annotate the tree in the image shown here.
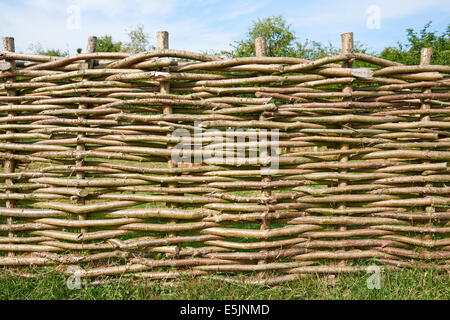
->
[380,22,450,65]
[28,43,68,57]
[223,15,368,60]
[122,24,153,53]
[294,39,339,60]
[96,35,122,52]
[226,16,297,57]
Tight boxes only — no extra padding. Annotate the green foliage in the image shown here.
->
[380,22,450,65]
[223,15,370,60]
[94,26,151,54]
[293,39,339,60]
[122,24,154,54]
[96,35,122,52]
[224,15,297,57]
[28,43,68,57]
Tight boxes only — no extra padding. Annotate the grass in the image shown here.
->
[0,267,448,300]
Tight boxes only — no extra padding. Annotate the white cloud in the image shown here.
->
[0,0,238,54]
[77,0,175,17]
[220,0,271,20]
[370,0,450,19]
[152,18,238,52]
[289,0,450,29]
[22,0,175,17]
[0,0,178,53]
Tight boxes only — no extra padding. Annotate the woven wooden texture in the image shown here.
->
[1,35,450,283]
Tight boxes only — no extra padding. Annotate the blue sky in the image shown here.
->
[0,0,448,54]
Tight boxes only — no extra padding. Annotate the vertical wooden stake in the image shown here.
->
[86,36,97,68]
[255,37,271,230]
[337,32,353,267]
[158,31,171,109]
[157,31,179,254]
[255,36,267,57]
[255,36,271,275]
[157,31,169,53]
[420,48,433,242]
[77,36,97,234]
[2,37,16,257]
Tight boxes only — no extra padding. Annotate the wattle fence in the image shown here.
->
[0,31,449,284]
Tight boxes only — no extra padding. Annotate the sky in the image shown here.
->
[0,0,448,55]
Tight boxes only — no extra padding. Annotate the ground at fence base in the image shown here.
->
[0,266,448,299]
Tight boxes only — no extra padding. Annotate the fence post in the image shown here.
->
[157,31,171,114]
[255,36,271,274]
[255,36,266,57]
[2,37,16,257]
[157,31,180,254]
[337,32,354,266]
[77,36,97,234]
[255,36,271,229]
[419,47,433,241]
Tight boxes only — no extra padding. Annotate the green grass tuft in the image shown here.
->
[0,268,448,300]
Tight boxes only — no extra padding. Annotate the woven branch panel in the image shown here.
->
[1,38,450,283]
